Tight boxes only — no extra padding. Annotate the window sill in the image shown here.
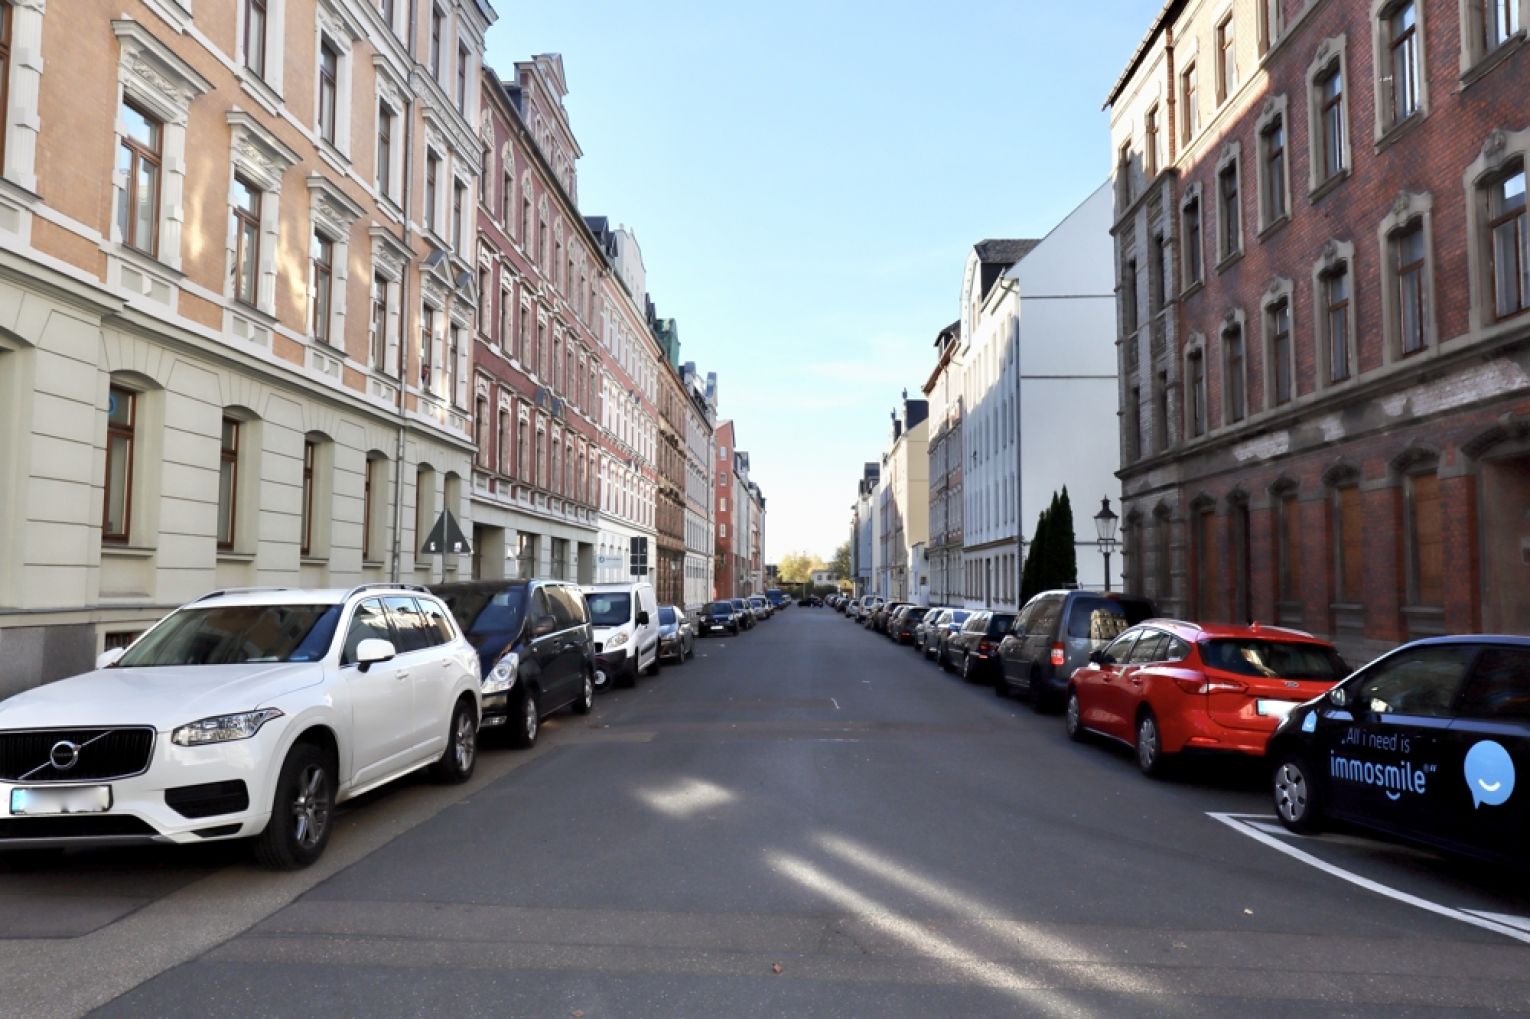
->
[317,140,351,176]
[1375,111,1425,155]
[1257,214,1290,242]
[362,559,385,570]
[1215,249,1244,274]
[1402,604,1446,638]
[101,544,156,560]
[217,551,257,563]
[300,555,330,566]
[237,69,284,117]
[1308,168,1350,205]
[1460,33,1526,90]
[112,243,185,284]
[230,298,279,327]
[1179,279,1205,301]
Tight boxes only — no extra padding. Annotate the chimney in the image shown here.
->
[904,397,929,430]
[891,409,902,441]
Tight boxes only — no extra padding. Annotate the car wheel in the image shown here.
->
[431,697,480,780]
[939,645,952,672]
[1273,754,1324,834]
[644,649,661,677]
[993,672,1009,697]
[508,688,540,749]
[254,742,335,870]
[593,664,611,691]
[1064,689,1086,742]
[571,670,595,716]
[1135,711,1168,778]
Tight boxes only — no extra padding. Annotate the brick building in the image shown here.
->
[651,309,687,607]
[923,321,965,607]
[712,420,737,598]
[1108,0,1530,661]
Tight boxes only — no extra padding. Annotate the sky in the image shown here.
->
[482,1,1159,563]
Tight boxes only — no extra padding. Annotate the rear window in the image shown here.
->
[905,607,929,621]
[1201,639,1349,681]
[949,610,971,625]
[962,614,988,632]
[1066,597,1154,641]
[986,613,1016,635]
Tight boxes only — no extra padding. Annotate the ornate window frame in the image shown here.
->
[1184,332,1209,439]
[1371,0,1430,143]
[307,173,362,351]
[1376,189,1439,363]
[1254,94,1291,236]
[225,111,296,318]
[1219,307,1249,426]
[1311,239,1358,391]
[1179,180,1205,293]
[1260,276,1296,409]
[1214,141,1243,267]
[1306,34,1351,196]
[1462,126,1530,335]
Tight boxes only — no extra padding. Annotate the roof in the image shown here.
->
[973,239,1040,265]
[191,585,434,606]
[1104,0,1184,109]
[1139,618,1336,646]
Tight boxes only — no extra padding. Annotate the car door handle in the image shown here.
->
[395,670,411,681]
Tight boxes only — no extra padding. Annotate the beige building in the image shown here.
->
[0,0,495,692]
[876,395,929,602]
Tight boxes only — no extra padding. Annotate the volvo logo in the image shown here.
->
[49,740,82,771]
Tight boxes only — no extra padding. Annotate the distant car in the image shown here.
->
[766,589,790,609]
[434,579,596,748]
[1066,620,1348,777]
[892,606,930,644]
[923,608,973,661]
[944,610,1017,683]
[1267,636,1530,864]
[698,601,741,636]
[869,602,908,633]
[748,595,773,620]
[997,590,1157,711]
[657,606,696,662]
[730,598,756,629]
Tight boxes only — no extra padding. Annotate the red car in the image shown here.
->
[1063,620,1349,776]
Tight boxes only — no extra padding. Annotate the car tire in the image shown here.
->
[508,688,540,749]
[1272,753,1324,834]
[961,654,977,683]
[431,697,480,779]
[618,658,638,688]
[1135,710,1169,778]
[254,742,335,870]
[572,670,595,715]
[939,645,952,672]
[1064,689,1086,741]
[994,673,1009,698]
[644,649,661,677]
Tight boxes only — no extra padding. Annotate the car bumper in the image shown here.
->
[1165,712,1283,756]
[659,636,685,660]
[594,650,635,686]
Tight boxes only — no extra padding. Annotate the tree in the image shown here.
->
[1020,488,1080,602]
[830,541,851,580]
[778,551,827,584]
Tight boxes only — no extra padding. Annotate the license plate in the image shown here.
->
[1256,699,1298,718]
[9,786,113,816]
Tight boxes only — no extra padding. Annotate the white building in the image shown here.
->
[681,363,717,611]
[877,396,929,602]
[960,183,1121,608]
[923,321,964,606]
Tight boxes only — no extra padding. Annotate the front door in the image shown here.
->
[341,598,416,788]
[1440,645,1530,857]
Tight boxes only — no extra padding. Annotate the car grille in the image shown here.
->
[165,780,249,819]
[0,816,158,840]
[0,728,156,783]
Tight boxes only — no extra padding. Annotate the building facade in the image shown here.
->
[681,362,718,612]
[0,0,493,692]
[653,313,686,606]
[877,395,929,602]
[712,419,736,597]
[850,463,878,596]
[923,321,964,606]
[1108,0,1530,661]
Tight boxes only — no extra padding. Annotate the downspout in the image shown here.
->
[389,0,421,583]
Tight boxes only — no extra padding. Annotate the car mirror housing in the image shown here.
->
[1088,650,1111,666]
[1327,686,1350,709]
[636,610,650,626]
[532,613,558,638]
[356,638,397,670]
[96,647,127,670]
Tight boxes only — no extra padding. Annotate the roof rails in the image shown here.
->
[194,587,290,602]
[341,582,432,601]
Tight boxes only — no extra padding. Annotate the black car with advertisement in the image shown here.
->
[1267,635,1530,864]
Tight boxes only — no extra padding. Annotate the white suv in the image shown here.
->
[0,584,481,869]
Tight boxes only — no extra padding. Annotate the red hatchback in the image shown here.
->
[1063,620,1349,776]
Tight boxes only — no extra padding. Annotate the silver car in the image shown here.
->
[657,605,695,662]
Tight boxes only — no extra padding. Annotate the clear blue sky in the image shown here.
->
[484,0,1158,563]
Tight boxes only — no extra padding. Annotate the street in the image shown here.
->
[5,608,1530,1018]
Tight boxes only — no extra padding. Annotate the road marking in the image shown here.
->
[830,698,840,711]
[1461,910,1530,934]
[1209,812,1530,945]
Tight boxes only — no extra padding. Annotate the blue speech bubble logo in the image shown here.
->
[1464,740,1515,809]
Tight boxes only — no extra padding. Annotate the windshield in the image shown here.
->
[949,610,971,625]
[659,607,677,625]
[440,586,527,636]
[1201,639,1349,681]
[586,592,632,627]
[118,604,342,666]
[705,602,731,615]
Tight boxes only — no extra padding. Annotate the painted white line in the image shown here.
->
[1461,910,1530,934]
[1208,812,1530,944]
[830,698,840,711]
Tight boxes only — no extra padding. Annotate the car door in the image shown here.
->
[544,586,584,708]
[381,596,446,758]
[1324,642,1478,840]
[1023,595,1065,678]
[341,598,417,787]
[1116,629,1170,737]
[999,603,1036,688]
[524,587,562,699]
[1439,645,1530,858]
[1081,629,1143,738]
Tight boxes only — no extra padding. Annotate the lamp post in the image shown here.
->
[1093,496,1119,593]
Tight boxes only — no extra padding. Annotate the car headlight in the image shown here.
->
[482,651,520,695]
[171,708,284,746]
[606,630,630,650]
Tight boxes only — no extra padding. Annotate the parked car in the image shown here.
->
[698,600,741,636]
[1266,636,1530,866]
[869,602,908,633]
[582,581,661,689]
[0,584,481,869]
[766,589,790,609]
[997,590,1157,711]
[922,608,973,661]
[1065,620,1349,777]
[657,606,696,663]
[943,611,1017,683]
[891,606,930,644]
[434,579,596,749]
[748,595,773,620]
[729,598,757,629]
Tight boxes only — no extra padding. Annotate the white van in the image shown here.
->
[581,581,660,690]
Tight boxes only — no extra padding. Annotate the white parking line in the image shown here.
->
[1209,812,1530,944]
[830,698,840,711]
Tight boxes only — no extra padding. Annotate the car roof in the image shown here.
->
[189,584,437,607]
[1132,618,1335,646]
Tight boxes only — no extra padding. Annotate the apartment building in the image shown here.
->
[923,321,964,606]
[0,0,492,691]
[680,362,718,612]
[877,395,929,602]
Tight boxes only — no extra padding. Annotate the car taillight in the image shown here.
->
[1172,675,1248,695]
[1049,644,1065,667]
[978,639,995,655]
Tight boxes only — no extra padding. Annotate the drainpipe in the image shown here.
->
[388,0,421,583]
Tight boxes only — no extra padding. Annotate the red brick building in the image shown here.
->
[1108,0,1529,661]
[713,420,736,598]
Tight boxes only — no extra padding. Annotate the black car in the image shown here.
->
[997,590,1156,710]
[943,611,1017,684]
[730,598,756,629]
[891,606,930,644]
[433,579,595,748]
[698,600,740,636]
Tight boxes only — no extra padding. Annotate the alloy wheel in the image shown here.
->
[453,707,477,773]
[523,694,539,743]
[1136,715,1160,774]
[1274,762,1308,823]
[291,764,332,850]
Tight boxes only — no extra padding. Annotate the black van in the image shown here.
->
[432,579,595,749]
[1268,636,1530,864]
[996,590,1156,710]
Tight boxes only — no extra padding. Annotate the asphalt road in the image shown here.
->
[5,608,1530,1017]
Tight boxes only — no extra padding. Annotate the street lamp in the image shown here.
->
[1093,496,1119,593]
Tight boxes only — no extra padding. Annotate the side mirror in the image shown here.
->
[532,613,557,638]
[636,610,650,626]
[1327,685,1350,709]
[1088,650,1111,666]
[355,638,397,671]
[96,647,126,670]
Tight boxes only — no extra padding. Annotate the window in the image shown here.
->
[1407,470,1443,608]
[300,439,316,556]
[425,152,439,234]
[521,189,531,244]
[429,5,443,79]
[1193,508,1215,618]
[1386,2,1421,126]
[1259,0,1284,54]
[244,0,267,78]
[1118,142,1132,205]
[456,43,469,113]
[117,101,162,256]
[1224,323,1246,423]
[1153,369,1170,452]
[1218,161,1241,259]
[1149,233,1167,313]
[448,325,462,407]
[0,1,10,168]
[497,406,510,474]
[1478,0,1522,54]
[1183,195,1203,285]
[1180,62,1199,142]
[1122,258,1139,334]
[453,180,466,248]
[516,409,529,481]
[1261,115,1287,224]
[1216,15,1237,103]
[1353,644,1474,717]
[1333,483,1364,603]
[1395,222,1428,352]
[501,170,513,224]
[1458,647,1530,721]
[1187,348,1207,437]
[217,418,239,551]
[1323,264,1351,381]
[232,177,261,308]
[371,274,388,369]
[1126,384,1142,461]
[420,305,436,389]
[1277,490,1301,608]
[103,386,136,544]
[376,102,393,196]
[310,232,333,342]
[318,40,339,145]
[1145,105,1161,177]
[1316,64,1345,181]
[1489,167,1527,320]
[1269,299,1293,404]
[474,396,488,468]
